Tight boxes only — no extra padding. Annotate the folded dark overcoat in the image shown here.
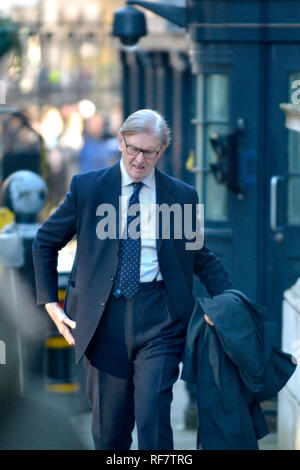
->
[181,289,297,450]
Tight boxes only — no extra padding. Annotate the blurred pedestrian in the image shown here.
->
[1,112,44,182]
[79,114,119,173]
[0,275,86,450]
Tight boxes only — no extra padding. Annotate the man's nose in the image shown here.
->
[135,151,146,163]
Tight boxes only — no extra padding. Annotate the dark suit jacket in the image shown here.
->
[32,161,232,363]
[181,289,297,450]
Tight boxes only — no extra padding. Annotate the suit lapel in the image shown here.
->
[101,161,122,240]
[155,167,176,254]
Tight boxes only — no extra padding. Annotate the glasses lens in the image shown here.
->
[127,145,140,156]
[143,150,156,159]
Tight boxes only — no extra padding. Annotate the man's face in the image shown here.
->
[118,132,167,182]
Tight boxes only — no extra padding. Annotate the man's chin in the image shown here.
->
[131,167,146,181]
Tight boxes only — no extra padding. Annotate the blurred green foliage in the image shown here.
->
[0,18,21,62]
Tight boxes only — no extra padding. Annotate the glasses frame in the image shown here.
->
[123,135,162,160]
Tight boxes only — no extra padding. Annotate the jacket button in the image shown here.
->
[110,276,114,281]
[100,301,105,307]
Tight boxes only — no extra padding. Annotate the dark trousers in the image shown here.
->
[84,281,186,450]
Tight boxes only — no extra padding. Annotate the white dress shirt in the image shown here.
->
[119,158,162,282]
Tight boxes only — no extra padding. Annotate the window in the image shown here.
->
[287,128,300,225]
[287,73,300,225]
[194,73,229,221]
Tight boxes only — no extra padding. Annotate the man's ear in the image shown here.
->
[156,144,168,161]
[117,133,123,151]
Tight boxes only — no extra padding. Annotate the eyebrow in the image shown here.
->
[129,144,157,151]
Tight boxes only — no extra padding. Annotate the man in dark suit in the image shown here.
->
[32,109,232,450]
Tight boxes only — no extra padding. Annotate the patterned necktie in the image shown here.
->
[113,182,143,299]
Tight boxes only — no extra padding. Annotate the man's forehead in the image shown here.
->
[125,132,161,146]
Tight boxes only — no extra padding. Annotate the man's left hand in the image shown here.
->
[204,314,214,326]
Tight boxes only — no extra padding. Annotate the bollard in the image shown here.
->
[45,336,79,393]
[43,251,90,411]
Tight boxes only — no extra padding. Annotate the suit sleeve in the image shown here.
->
[192,188,233,296]
[32,175,77,305]
[194,243,233,296]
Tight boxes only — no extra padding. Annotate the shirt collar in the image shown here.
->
[120,157,155,190]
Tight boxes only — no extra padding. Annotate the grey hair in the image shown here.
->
[119,109,171,146]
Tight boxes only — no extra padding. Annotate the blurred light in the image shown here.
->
[42,0,59,23]
[0,0,10,15]
[60,112,83,150]
[83,2,101,22]
[80,42,99,60]
[27,37,41,65]
[48,69,61,85]
[40,108,64,148]
[19,77,34,93]
[78,100,96,119]
[7,0,40,5]
[63,4,80,22]
[0,0,39,12]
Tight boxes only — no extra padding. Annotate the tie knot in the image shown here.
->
[132,182,143,193]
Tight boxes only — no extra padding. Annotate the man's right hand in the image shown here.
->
[45,302,76,346]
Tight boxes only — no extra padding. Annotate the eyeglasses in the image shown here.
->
[123,136,162,160]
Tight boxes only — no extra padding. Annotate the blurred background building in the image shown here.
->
[0,0,125,207]
[0,0,189,206]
